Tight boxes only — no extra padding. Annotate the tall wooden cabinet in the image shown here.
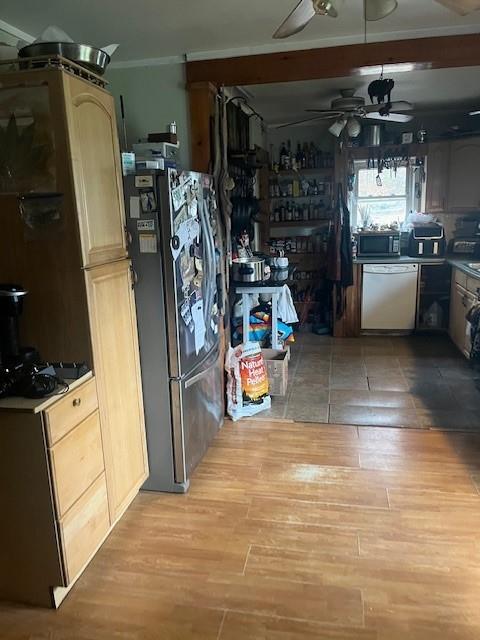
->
[425,142,449,214]
[447,138,480,211]
[85,260,147,520]
[0,64,148,605]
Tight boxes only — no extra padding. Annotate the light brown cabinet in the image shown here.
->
[86,260,147,520]
[0,376,110,607]
[425,142,449,213]
[447,138,480,211]
[0,66,147,607]
[449,268,479,357]
[64,74,127,267]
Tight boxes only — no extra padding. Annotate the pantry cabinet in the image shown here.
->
[447,138,480,211]
[64,74,128,267]
[425,142,449,213]
[85,260,147,520]
[0,64,148,607]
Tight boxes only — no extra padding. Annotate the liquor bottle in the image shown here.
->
[312,179,319,196]
[296,143,303,170]
[317,148,324,169]
[292,176,300,198]
[286,140,292,170]
[286,200,293,221]
[309,142,316,169]
[302,142,309,169]
[279,142,288,170]
[287,180,293,196]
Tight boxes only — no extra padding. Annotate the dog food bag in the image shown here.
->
[225,341,271,421]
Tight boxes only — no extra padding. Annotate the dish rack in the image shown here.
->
[0,55,107,88]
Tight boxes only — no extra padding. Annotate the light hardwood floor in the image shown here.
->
[2,419,480,639]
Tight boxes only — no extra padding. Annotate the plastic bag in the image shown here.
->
[225,341,271,421]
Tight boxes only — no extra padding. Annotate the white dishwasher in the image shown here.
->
[361,263,419,330]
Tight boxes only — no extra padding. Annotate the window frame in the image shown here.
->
[351,159,418,229]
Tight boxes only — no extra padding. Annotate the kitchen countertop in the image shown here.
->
[0,371,93,414]
[354,255,480,279]
[354,256,446,265]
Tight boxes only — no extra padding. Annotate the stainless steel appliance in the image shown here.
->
[408,223,445,257]
[232,256,265,283]
[124,169,224,493]
[449,238,480,256]
[356,231,400,257]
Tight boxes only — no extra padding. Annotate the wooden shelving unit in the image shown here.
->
[270,220,330,229]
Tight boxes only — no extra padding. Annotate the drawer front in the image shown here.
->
[58,473,110,585]
[454,268,468,289]
[49,411,105,518]
[467,276,480,295]
[45,378,98,445]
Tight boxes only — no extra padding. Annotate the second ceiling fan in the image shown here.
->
[273,0,480,39]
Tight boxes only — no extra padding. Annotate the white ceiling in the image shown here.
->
[242,66,480,125]
[1,0,480,64]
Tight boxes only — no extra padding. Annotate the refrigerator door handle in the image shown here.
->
[184,347,220,388]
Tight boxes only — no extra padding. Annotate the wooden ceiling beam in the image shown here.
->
[186,33,480,87]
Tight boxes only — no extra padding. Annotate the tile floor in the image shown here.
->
[267,333,480,430]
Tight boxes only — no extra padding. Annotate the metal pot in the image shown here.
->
[18,42,111,75]
[232,257,265,283]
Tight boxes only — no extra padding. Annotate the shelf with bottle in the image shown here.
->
[271,140,334,173]
[270,199,330,223]
[270,234,329,256]
[269,174,331,200]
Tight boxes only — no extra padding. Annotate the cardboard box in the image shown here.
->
[262,349,289,396]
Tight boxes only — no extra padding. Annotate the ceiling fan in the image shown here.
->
[273,0,480,39]
[276,88,414,137]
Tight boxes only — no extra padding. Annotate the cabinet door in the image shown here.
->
[85,260,148,521]
[425,142,449,213]
[449,276,466,353]
[464,290,477,358]
[64,75,127,267]
[447,138,480,211]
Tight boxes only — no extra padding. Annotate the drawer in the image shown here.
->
[454,269,468,289]
[467,276,480,296]
[58,473,110,585]
[49,411,105,518]
[44,378,98,445]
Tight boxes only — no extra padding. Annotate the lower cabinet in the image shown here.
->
[0,375,110,607]
[85,259,148,522]
[449,268,478,358]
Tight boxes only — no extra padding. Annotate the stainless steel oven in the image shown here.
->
[356,232,401,258]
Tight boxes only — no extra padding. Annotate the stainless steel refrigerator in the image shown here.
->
[124,169,224,493]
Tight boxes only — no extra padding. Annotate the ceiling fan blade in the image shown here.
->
[364,101,413,113]
[274,114,337,128]
[305,109,345,118]
[273,0,316,39]
[366,112,414,123]
[434,0,480,15]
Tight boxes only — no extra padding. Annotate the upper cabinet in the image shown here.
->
[425,142,449,214]
[447,137,480,211]
[64,75,127,268]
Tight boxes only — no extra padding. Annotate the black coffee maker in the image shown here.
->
[0,284,39,367]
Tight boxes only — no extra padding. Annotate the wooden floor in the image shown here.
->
[2,419,480,638]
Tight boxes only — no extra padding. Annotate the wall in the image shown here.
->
[106,63,191,168]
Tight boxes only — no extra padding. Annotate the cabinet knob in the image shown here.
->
[72,398,82,407]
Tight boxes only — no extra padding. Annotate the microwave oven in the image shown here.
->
[356,232,401,257]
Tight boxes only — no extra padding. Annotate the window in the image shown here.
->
[352,160,419,229]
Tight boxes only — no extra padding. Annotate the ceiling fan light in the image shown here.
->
[329,117,347,137]
[365,0,398,21]
[347,117,362,138]
[469,110,480,116]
